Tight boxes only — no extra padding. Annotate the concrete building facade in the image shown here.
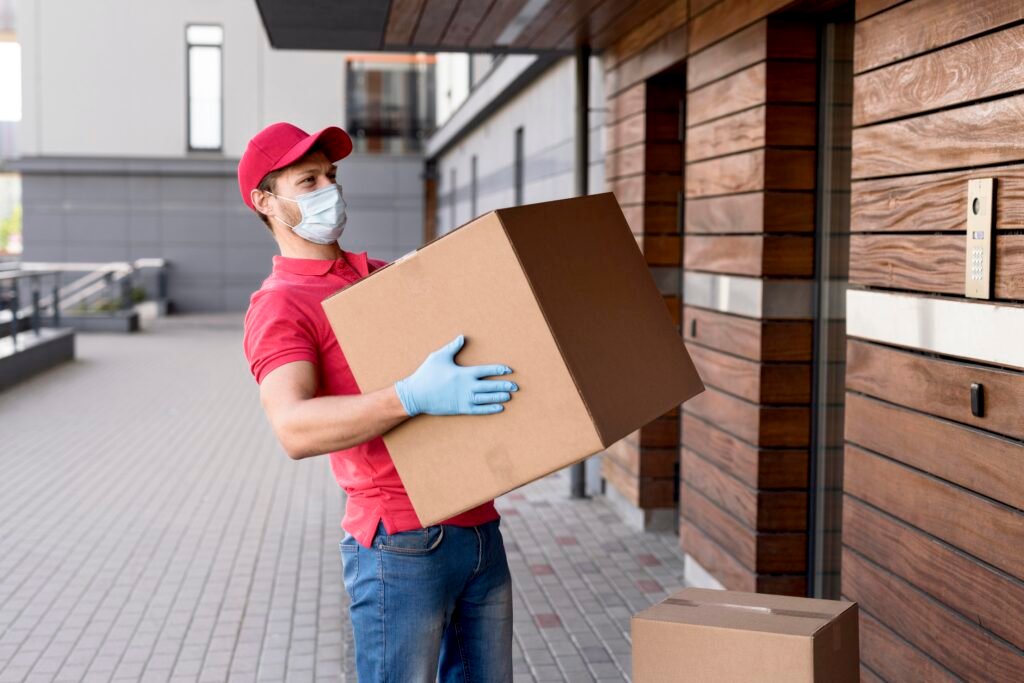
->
[13,0,425,310]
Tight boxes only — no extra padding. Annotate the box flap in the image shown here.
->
[495,193,704,447]
[634,587,855,638]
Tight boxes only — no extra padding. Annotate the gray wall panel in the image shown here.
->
[20,154,422,311]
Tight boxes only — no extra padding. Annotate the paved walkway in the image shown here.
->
[0,315,687,683]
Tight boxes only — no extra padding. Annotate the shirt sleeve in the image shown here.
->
[243,290,319,385]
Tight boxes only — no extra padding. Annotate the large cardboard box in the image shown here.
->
[322,192,704,525]
[632,588,859,682]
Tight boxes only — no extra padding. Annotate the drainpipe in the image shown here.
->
[570,43,590,500]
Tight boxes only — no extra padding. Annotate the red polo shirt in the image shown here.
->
[242,250,499,548]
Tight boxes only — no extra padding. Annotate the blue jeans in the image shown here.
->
[339,519,513,682]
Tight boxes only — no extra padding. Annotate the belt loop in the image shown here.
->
[473,525,484,575]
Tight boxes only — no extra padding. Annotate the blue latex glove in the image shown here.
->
[394,334,518,416]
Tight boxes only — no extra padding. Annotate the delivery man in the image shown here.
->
[239,122,517,682]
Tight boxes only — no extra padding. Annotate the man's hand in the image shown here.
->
[393,334,518,417]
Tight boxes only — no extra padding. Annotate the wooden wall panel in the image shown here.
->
[853,0,1024,73]
[849,3,1024,679]
[684,234,814,276]
[681,483,806,573]
[686,148,815,197]
[844,497,1024,650]
[689,105,816,162]
[602,456,675,508]
[844,444,1024,580]
[683,306,813,362]
[467,0,530,48]
[686,191,815,234]
[687,343,811,404]
[853,24,1024,126]
[852,94,1024,179]
[851,166,1024,233]
[685,388,810,448]
[846,339,1024,441]
[384,0,426,44]
[845,393,1024,510]
[682,448,807,531]
[842,547,1022,681]
[857,611,960,683]
[850,233,1024,299]
[687,62,816,127]
[682,414,808,490]
[688,0,793,54]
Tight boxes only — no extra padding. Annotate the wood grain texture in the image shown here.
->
[688,0,792,54]
[467,0,530,47]
[685,191,815,234]
[684,387,810,448]
[844,496,1024,651]
[686,17,816,91]
[855,0,909,22]
[520,0,606,49]
[587,0,678,52]
[639,413,680,448]
[641,234,682,266]
[854,0,1024,74]
[846,393,1024,510]
[605,436,678,479]
[853,24,1024,126]
[608,82,646,124]
[851,166,1024,233]
[602,0,687,64]
[621,203,680,234]
[852,93,1024,179]
[849,233,1024,299]
[686,343,810,404]
[846,339,1024,441]
[603,23,688,96]
[384,0,427,45]
[687,105,816,162]
[606,143,682,180]
[602,456,676,508]
[857,608,962,683]
[842,546,1023,681]
[682,306,813,362]
[682,414,808,490]
[682,448,807,531]
[687,62,816,127]
[844,444,1024,580]
[411,0,459,45]
[440,0,495,46]
[681,483,806,573]
[679,515,756,591]
[686,149,815,198]
[685,234,814,277]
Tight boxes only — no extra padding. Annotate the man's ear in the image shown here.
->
[251,189,272,218]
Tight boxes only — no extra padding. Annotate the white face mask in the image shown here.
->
[269,184,347,245]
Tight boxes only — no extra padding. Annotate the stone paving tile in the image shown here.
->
[1,314,688,683]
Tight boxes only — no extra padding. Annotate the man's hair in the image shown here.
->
[255,168,286,231]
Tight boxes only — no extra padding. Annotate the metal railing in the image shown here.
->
[0,259,169,344]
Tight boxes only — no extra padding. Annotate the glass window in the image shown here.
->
[346,54,436,154]
[187,24,223,151]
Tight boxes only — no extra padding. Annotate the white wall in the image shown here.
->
[17,0,348,158]
[434,55,605,234]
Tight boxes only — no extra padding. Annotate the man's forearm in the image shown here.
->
[278,384,410,459]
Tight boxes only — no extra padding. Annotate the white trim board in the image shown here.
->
[846,289,1024,370]
[683,272,815,320]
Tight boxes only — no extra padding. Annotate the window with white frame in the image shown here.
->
[186,24,223,151]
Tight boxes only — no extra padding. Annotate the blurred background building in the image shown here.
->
[9,0,430,311]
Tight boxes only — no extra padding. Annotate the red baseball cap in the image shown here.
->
[237,122,353,211]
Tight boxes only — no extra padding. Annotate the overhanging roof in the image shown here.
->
[255,0,680,54]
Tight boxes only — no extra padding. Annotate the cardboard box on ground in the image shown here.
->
[632,588,860,682]
[322,192,704,526]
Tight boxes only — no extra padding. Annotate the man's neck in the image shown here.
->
[278,241,344,260]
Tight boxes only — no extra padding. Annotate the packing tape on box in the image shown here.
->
[663,598,835,622]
